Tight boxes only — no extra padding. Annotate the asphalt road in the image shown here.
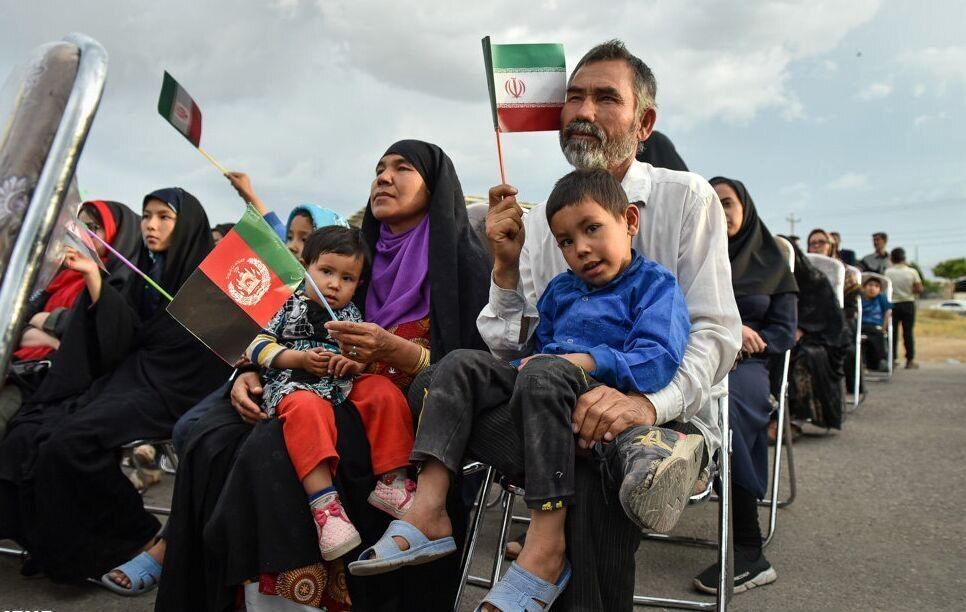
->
[2,362,965,611]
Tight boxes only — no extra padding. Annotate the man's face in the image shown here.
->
[559,59,643,170]
[873,235,886,252]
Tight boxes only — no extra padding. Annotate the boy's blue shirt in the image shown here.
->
[861,293,892,326]
[534,251,690,394]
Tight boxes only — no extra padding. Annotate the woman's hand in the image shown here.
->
[63,246,99,277]
[795,328,804,343]
[324,321,396,364]
[230,371,268,425]
[741,325,767,354]
[20,327,60,349]
[225,172,268,216]
[29,312,50,329]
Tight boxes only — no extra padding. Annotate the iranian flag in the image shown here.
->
[158,71,202,147]
[167,205,304,363]
[483,37,566,132]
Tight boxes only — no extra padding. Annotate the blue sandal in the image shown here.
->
[99,551,162,596]
[476,561,572,611]
[347,519,456,576]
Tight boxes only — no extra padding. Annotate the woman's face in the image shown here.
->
[714,183,744,238]
[141,199,177,253]
[78,208,107,258]
[287,212,315,262]
[370,153,430,233]
[808,231,832,256]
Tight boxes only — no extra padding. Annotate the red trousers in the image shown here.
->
[276,374,415,481]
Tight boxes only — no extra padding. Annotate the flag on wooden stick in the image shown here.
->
[157,71,228,174]
[158,71,202,147]
[483,38,566,132]
[167,204,305,363]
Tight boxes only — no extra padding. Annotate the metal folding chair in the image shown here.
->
[634,380,733,610]
[805,253,848,425]
[861,272,894,382]
[0,32,108,562]
[120,439,179,516]
[846,265,864,412]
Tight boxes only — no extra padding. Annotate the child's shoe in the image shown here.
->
[367,473,416,519]
[312,498,362,561]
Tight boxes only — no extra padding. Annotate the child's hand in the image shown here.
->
[300,348,332,377]
[328,354,365,377]
[517,354,547,370]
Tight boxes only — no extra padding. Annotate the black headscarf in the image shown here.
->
[137,188,213,317]
[356,140,490,360]
[637,131,689,171]
[710,177,797,298]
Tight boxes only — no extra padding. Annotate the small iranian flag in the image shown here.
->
[157,71,202,147]
[167,205,304,363]
[483,37,566,132]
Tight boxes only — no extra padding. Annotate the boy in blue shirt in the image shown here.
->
[861,276,892,371]
[350,169,700,609]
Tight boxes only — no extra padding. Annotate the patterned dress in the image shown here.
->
[247,293,363,417]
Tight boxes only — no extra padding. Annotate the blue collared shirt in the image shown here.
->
[535,252,690,394]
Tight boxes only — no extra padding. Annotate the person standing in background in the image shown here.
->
[885,247,923,369]
[860,232,890,273]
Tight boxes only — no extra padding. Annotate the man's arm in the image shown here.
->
[477,185,540,359]
[642,186,742,426]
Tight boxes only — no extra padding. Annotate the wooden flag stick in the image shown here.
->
[198,146,230,176]
[494,128,507,184]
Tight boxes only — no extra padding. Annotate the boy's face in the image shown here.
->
[549,197,639,287]
[863,282,881,299]
[307,252,364,310]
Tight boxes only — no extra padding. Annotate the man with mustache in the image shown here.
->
[479,40,741,608]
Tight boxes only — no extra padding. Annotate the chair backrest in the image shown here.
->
[861,271,893,301]
[774,236,795,273]
[0,34,108,377]
[806,253,846,307]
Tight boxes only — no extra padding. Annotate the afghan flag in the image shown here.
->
[157,71,202,147]
[483,37,566,132]
[167,205,304,363]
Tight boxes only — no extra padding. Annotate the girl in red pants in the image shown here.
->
[247,227,416,560]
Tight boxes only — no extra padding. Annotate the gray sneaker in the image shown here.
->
[597,426,705,533]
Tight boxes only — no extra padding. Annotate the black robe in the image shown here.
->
[0,188,229,581]
[157,141,491,611]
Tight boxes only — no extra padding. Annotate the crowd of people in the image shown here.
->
[0,38,925,611]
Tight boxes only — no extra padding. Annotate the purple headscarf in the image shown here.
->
[365,214,430,328]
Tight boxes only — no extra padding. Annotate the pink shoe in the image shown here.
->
[368,475,417,519]
[312,500,362,561]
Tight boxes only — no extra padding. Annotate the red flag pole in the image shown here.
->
[494,128,507,184]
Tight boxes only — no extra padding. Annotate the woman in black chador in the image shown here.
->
[0,188,228,583]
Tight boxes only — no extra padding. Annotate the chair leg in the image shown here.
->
[455,465,495,610]
[715,403,734,611]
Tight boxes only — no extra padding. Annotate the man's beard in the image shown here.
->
[559,119,638,170]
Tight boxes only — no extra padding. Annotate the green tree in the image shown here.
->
[932,257,966,280]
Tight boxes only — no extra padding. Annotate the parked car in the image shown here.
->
[931,300,966,315]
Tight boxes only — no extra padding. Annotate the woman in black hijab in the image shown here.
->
[0,187,229,584]
[157,140,491,611]
[636,130,689,171]
[693,177,797,595]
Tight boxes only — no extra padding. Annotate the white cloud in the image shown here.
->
[913,83,927,97]
[857,82,893,100]
[829,172,869,190]
[901,46,966,87]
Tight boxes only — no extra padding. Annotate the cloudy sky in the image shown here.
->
[2,0,964,275]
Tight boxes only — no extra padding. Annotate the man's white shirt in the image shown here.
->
[476,160,741,452]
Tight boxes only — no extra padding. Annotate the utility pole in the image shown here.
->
[786,213,801,236]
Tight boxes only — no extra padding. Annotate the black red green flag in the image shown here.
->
[167,204,304,363]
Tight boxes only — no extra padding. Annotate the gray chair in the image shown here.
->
[805,253,849,425]
[845,265,864,412]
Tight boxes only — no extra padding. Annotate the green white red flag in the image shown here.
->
[483,37,566,132]
[167,204,305,363]
[157,71,202,147]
